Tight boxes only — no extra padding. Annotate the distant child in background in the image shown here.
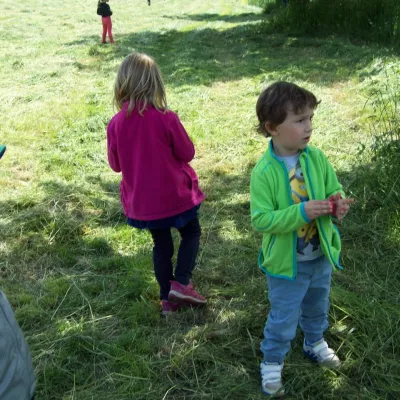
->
[250,82,353,397]
[97,0,114,44]
[107,52,206,316]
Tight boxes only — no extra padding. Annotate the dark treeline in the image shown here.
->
[250,0,400,47]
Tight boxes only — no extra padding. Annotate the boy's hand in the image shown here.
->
[329,193,354,221]
[304,200,332,220]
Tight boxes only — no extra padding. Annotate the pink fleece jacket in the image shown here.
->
[107,103,205,221]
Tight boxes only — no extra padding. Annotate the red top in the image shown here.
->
[107,103,205,220]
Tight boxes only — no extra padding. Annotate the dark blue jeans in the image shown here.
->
[149,217,201,300]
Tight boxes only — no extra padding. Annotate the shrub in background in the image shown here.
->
[270,0,400,46]
[248,0,281,12]
[362,67,400,207]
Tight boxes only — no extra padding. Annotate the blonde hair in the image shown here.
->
[114,52,167,115]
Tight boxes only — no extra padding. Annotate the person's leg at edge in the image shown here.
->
[299,256,332,345]
[149,228,174,300]
[107,17,114,43]
[101,18,107,43]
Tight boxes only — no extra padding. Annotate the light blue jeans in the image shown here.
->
[261,256,332,363]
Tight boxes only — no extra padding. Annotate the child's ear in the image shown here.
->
[265,122,278,137]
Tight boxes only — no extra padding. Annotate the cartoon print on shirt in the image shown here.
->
[289,162,320,255]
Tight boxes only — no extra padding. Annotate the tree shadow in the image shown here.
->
[66,35,99,46]
[333,160,400,302]
[162,12,265,23]
[72,20,390,87]
[0,177,153,296]
[3,153,399,398]
[0,177,164,397]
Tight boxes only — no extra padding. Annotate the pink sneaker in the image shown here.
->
[161,300,180,317]
[168,280,206,306]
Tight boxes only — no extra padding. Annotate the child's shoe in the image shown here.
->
[303,339,341,369]
[260,361,284,397]
[161,300,180,317]
[168,280,206,306]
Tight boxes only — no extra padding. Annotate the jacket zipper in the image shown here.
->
[268,234,276,256]
[278,159,298,277]
[303,154,339,268]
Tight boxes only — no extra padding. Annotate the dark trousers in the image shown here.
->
[149,217,201,300]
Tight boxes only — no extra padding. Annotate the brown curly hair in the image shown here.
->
[256,81,319,137]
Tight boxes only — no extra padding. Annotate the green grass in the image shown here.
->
[1,0,400,399]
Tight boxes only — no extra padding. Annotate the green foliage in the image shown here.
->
[357,66,400,209]
[271,0,400,46]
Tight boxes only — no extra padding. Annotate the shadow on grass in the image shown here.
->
[334,162,400,303]
[0,177,156,314]
[2,153,400,398]
[161,12,265,23]
[0,177,168,396]
[69,16,395,89]
[66,35,99,46]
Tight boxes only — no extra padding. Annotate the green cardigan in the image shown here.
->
[250,141,344,280]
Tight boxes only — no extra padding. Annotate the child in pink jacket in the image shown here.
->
[107,52,206,316]
[97,0,114,44]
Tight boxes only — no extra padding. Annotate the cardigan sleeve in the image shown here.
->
[168,112,195,163]
[250,165,310,234]
[106,120,121,172]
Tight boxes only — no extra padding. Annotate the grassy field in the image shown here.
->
[1,0,399,399]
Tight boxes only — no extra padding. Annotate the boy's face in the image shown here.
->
[267,105,314,156]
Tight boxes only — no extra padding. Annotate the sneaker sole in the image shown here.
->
[160,311,174,317]
[168,290,206,306]
[261,386,284,397]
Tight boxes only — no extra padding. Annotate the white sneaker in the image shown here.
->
[260,361,284,397]
[303,339,341,369]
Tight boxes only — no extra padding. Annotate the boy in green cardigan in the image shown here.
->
[250,82,353,397]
